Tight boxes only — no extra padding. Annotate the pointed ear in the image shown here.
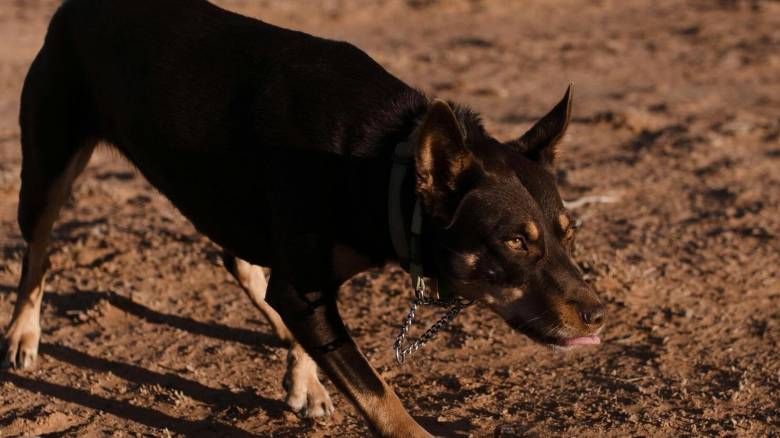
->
[415,99,476,223]
[517,84,573,167]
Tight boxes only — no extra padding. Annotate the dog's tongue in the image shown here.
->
[558,336,601,347]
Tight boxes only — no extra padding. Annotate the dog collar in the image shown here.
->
[388,139,426,294]
[389,138,474,364]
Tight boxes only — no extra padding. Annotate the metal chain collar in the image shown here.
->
[393,275,474,364]
[388,139,474,364]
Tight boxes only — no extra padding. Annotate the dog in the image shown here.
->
[1,0,605,436]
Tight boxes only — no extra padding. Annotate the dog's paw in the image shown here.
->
[1,314,41,370]
[283,348,335,418]
[286,374,335,418]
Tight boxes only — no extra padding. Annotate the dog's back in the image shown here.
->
[26,0,426,263]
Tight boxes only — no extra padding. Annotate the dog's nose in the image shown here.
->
[578,301,605,326]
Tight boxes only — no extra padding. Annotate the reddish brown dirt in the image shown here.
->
[1,1,779,437]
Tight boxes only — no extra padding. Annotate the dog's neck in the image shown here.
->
[387,129,451,299]
[388,138,423,274]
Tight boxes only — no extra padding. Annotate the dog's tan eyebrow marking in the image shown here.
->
[509,288,524,300]
[558,214,570,231]
[463,253,479,268]
[525,221,539,241]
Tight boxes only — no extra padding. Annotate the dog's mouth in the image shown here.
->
[433,278,604,348]
[508,316,601,348]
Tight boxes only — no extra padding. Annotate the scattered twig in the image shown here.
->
[621,376,650,383]
[564,194,620,209]
[589,373,651,383]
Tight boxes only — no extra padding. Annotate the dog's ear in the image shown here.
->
[516,84,573,168]
[416,99,477,223]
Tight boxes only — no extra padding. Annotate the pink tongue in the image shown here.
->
[558,336,601,346]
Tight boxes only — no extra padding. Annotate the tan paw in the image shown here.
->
[283,348,335,418]
[1,314,41,370]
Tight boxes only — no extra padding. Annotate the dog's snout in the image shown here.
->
[577,300,605,326]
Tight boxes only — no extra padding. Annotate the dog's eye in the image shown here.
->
[505,236,528,251]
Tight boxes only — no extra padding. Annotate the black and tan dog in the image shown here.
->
[2,0,605,436]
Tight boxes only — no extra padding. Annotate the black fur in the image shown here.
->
[44,0,437,269]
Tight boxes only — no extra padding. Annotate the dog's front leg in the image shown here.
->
[222,254,334,417]
[266,276,433,438]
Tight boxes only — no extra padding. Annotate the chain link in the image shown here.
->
[393,281,474,364]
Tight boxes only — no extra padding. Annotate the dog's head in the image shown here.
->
[417,85,605,348]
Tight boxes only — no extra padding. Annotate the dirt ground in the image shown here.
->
[1,0,779,437]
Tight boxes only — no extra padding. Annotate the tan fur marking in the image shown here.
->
[283,344,334,417]
[2,245,46,369]
[232,259,292,342]
[417,135,435,194]
[525,221,539,241]
[353,379,433,438]
[463,252,479,269]
[559,214,570,232]
[509,287,525,300]
[230,258,334,417]
[3,145,94,369]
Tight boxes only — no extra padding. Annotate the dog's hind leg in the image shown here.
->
[1,144,93,370]
[222,253,335,417]
[1,26,98,369]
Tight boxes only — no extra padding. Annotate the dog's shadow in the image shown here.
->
[0,285,307,434]
[415,415,474,437]
[1,342,287,437]
[40,342,286,412]
[45,288,284,352]
[2,286,479,436]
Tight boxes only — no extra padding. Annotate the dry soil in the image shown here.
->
[1,1,779,437]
